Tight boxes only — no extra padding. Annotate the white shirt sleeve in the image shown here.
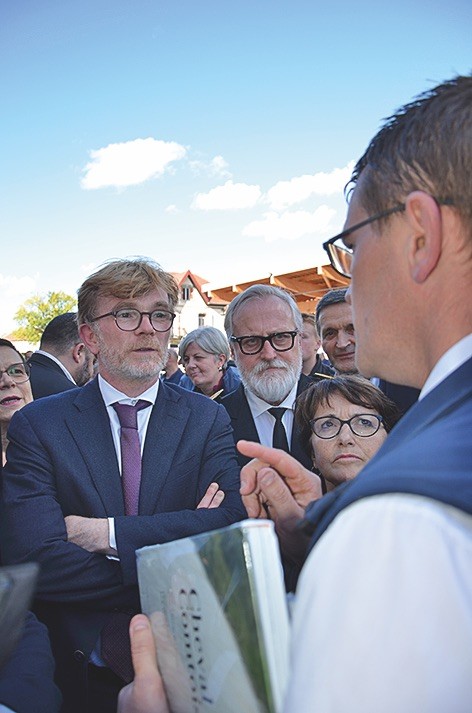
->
[284,494,472,713]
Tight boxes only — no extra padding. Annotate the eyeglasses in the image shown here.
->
[230,331,298,355]
[323,197,455,278]
[90,308,175,332]
[0,362,30,384]
[310,413,383,439]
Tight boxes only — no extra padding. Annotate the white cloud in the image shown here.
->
[192,180,261,211]
[165,204,179,214]
[188,154,231,178]
[209,155,231,177]
[81,138,187,190]
[0,273,38,337]
[243,205,336,243]
[266,161,354,210]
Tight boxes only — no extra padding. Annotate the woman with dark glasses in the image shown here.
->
[0,338,33,466]
[295,374,400,492]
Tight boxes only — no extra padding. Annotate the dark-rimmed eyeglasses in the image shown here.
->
[0,362,30,384]
[310,413,383,439]
[323,198,455,279]
[90,308,175,332]
[230,331,298,355]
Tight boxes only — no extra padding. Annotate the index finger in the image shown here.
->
[238,440,306,481]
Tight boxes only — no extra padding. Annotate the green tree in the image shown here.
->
[12,291,77,342]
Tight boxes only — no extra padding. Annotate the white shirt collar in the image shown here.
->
[420,333,472,400]
[98,373,159,407]
[245,381,299,418]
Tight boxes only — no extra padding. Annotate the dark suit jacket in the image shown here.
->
[28,351,77,399]
[378,379,420,414]
[0,612,61,713]
[0,378,245,712]
[221,374,313,469]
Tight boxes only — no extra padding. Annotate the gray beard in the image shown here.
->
[238,354,302,405]
[96,334,167,383]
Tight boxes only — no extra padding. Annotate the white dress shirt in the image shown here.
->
[98,375,159,553]
[245,382,298,447]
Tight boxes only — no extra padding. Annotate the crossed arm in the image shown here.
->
[65,483,225,554]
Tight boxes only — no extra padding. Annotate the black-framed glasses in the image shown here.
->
[323,198,455,279]
[0,362,30,384]
[90,308,175,332]
[310,413,383,439]
[230,331,298,355]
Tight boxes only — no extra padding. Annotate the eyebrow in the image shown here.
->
[112,300,172,310]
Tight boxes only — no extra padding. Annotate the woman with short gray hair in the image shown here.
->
[178,326,240,401]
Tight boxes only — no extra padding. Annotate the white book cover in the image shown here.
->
[137,519,290,713]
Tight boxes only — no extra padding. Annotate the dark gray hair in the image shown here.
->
[224,284,302,337]
[40,313,80,354]
[350,75,472,233]
[178,326,231,361]
[315,288,348,333]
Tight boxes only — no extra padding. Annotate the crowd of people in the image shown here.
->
[0,73,471,713]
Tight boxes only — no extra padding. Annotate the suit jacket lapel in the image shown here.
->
[223,385,260,442]
[65,378,125,515]
[139,384,192,515]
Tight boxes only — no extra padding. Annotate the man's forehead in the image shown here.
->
[233,295,295,330]
[343,181,368,230]
[319,302,353,327]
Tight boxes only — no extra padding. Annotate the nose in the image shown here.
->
[336,329,352,349]
[136,313,155,334]
[337,423,355,444]
[0,371,16,388]
[259,339,278,359]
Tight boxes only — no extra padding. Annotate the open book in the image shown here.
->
[137,519,290,713]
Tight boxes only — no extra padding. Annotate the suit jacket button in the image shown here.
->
[73,649,85,662]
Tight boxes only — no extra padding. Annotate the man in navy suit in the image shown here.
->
[1,258,245,713]
[221,284,313,471]
[239,75,472,711]
[28,312,95,399]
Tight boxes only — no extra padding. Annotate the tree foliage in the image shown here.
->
[12,291,77,342]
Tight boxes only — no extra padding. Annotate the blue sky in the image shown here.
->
[1,0,470,335]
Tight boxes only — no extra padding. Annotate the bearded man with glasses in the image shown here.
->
[0,257,245,713]
[221,285,314,476]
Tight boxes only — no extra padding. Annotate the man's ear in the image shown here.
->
[79,323,99,355]
[404,191,443,284]
[72,342,85,364]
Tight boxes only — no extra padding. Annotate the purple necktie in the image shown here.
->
[101,399,150,683]
[112,400,150,515]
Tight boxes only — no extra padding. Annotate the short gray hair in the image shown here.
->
[178,326,231,361]
[224,284,302,336]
